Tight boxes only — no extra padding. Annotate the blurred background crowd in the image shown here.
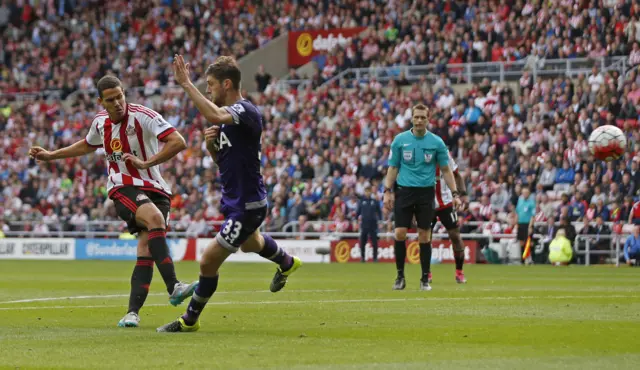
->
[2,0,640,266]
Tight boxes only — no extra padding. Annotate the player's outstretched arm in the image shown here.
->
[124,131,187,170]
[29,139,97,162]
[173,54,233,126]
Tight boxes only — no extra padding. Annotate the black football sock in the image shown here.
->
[455,251,464,271]
[394,239,406,278]
[259,234,293,271]
[148,228,179,294]
[182,275,219,326]
[453,237,465,270]
[420,242,432,282]
[128,257,154,314]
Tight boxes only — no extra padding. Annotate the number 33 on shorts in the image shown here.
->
[221,219,243,244]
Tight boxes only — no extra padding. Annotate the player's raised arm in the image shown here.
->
[173,54,233,125]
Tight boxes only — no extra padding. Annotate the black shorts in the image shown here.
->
[111,187,171,235]
[517,223,530,242]
[432,206,459,231]
[394,186,436,230]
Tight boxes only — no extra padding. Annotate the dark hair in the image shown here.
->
[97,76,123,98]
[413,103,428,112]
[205,56,241,90]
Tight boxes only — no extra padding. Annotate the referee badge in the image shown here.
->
[424,153,433,163]
[403,150,413,161]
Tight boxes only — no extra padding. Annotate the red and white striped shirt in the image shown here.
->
[574,140,588,156]
[434,152,459,210]
[479,203,493,220]
[534,210,548,222]
[564,147,578,166]
[482,221,502,235]
[84,103,176,198]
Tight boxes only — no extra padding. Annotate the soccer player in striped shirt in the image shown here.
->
[431,151,468,284]
[29,76,198,328]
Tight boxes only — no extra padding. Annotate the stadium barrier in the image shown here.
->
[7,220,619,237]
[330,239,477,264]
[0,237,478,264]
[574,234,627,267]
[1,233,632,265]
[0,238,75,260]
[0,233,502,265]
[277,56,628,91]
[0,238,329,263]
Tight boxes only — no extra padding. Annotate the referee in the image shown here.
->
[383,104,461,291]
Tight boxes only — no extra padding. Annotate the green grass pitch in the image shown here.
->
[0,261,639,369]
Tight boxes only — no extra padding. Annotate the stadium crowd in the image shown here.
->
[2,0,640,256]
[5,0,640,95]
[1,0,365,95]
[274,0,640,88]
[3,63,640,238]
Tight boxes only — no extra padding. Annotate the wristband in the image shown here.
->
[452,191,460,198]
[384,187,393,194]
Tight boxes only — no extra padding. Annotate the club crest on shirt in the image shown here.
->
[125,124,137,136]
[110,138,122,152]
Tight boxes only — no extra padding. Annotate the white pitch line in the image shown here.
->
[0,294,166,304]
[0,295,637,311]
[0,289,340,305]
[0,303,168,311]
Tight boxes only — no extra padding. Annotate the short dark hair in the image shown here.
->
[97,76,123,98]
[205,56,241,90]
[413,103,428,111]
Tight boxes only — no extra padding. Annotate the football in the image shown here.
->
[588,125,627,162]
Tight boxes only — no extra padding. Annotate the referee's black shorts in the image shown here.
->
[394,185,436,230]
